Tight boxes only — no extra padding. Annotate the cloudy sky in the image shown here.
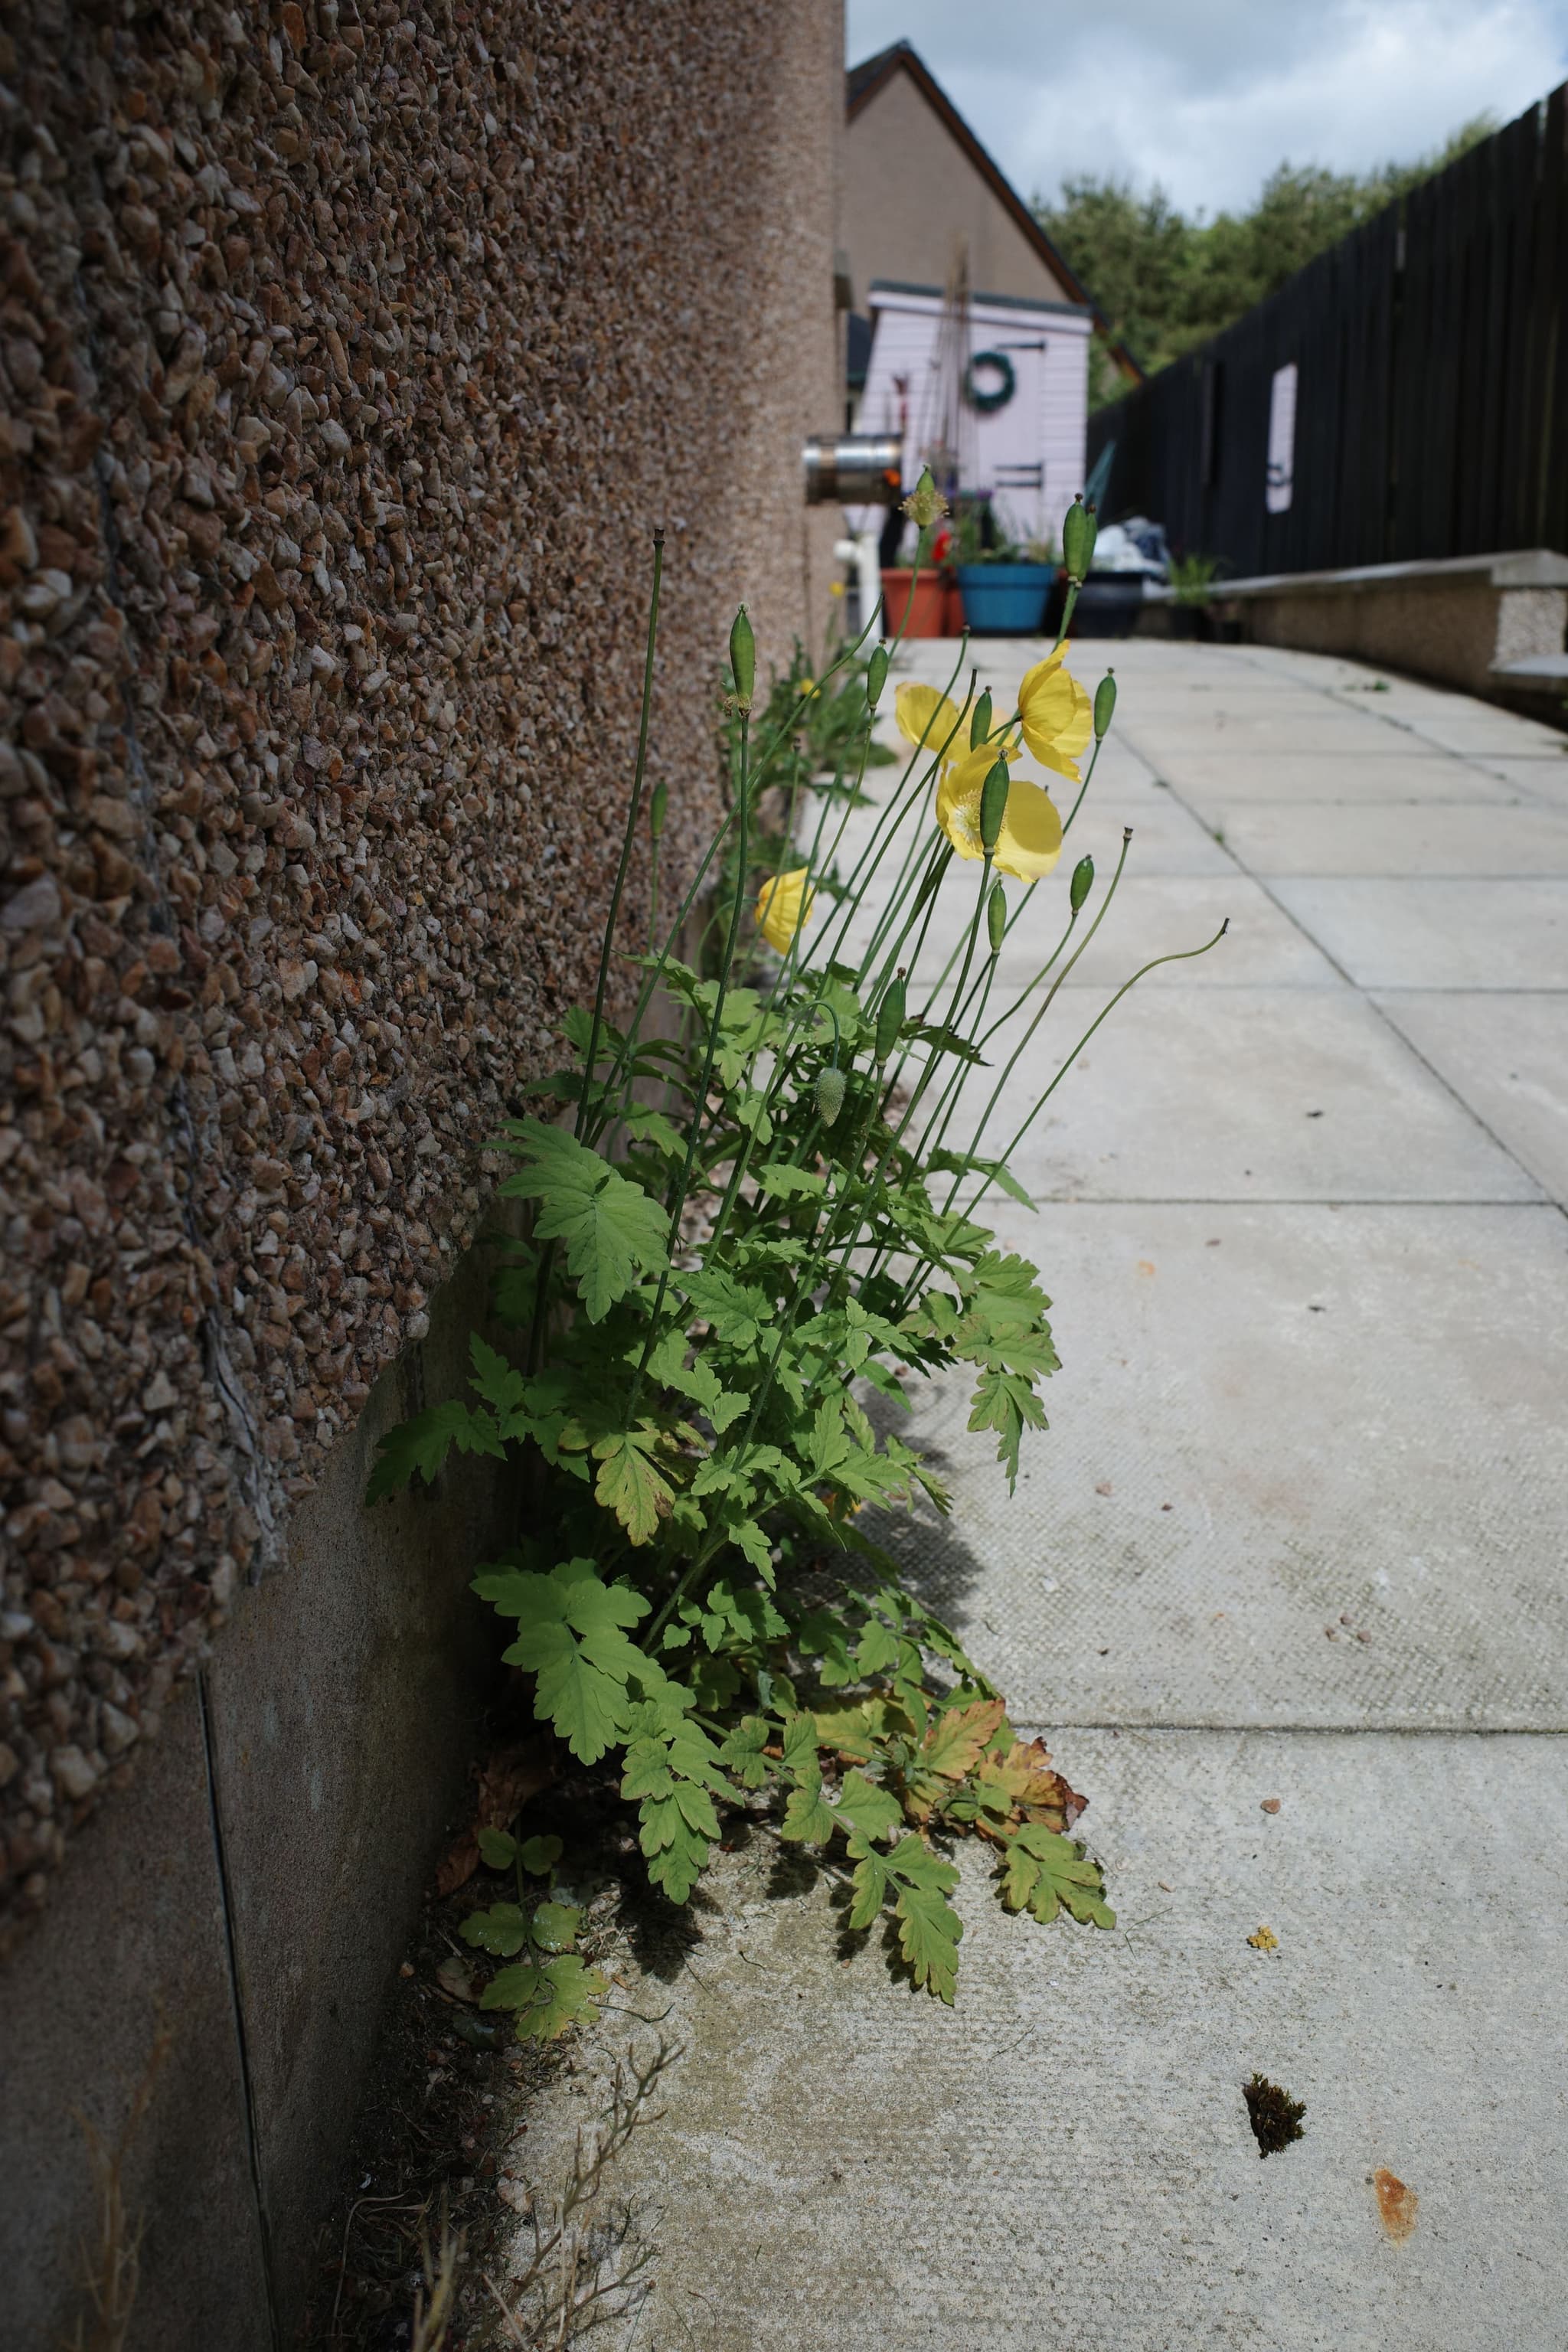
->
[845,0,1568,214]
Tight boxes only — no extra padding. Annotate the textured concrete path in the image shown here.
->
[518,642,1568,2350]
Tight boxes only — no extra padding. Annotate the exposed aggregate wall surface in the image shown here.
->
[0,0,839,1940]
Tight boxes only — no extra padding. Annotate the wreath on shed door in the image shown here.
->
[962,349,1016,415]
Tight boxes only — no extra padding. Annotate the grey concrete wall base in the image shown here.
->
[0,1678,273,2352]
[1184,549,1568,704]
[0,1233,516,2351]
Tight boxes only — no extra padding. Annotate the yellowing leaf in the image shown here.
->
[921,1697,1007,1782]
[593,1426,675,1547]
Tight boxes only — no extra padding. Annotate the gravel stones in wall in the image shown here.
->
[0,0,838,1940]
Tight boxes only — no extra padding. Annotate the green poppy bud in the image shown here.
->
[1070,854,1094,913]
[815,1063,847,1127]
[866,642,889,709]
[648,779,668,841]
[986,880,1007,955]
[1093,670,1117,740]
[979,756,1011,854]
[874,972,906,1063]
[1062,495,1098,584]
[729,604,755,714]
[969,688,992,750]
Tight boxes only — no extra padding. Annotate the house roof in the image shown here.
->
[846,41,1142,384]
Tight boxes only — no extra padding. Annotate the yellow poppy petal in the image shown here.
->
[936,766,985,861]
[935,743,1019,862]
[1018,652,1093,769]
[755,867,815,954]
[1030,742,1083,785]
[992,779,1063,883]
[895,681,965,760]
[1017,648,1067,707]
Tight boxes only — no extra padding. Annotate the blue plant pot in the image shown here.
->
[955,563,1054,636]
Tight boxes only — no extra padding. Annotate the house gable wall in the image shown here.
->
[841,69,1073,314]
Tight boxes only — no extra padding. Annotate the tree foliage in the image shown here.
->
[1039,119,1497,399]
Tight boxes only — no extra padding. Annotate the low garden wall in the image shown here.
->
[1205,549,1568,704]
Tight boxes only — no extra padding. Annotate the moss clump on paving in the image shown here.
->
[1243,2072,1306,2158]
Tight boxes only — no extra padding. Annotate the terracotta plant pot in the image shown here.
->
[880,567,948,639]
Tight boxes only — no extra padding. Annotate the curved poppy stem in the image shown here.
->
[627,712,752,1419]
[577,529,665,1138]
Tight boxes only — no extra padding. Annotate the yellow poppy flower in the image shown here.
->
[1017,646,1093,782]
[756,867,815,954]
[936,743,1063,884]
[798,675,820,698]
[894,681,965,761]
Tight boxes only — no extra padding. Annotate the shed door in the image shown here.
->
[972,332,1051,547]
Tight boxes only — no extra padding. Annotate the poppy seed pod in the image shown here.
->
[875,972,906,1062]
[1070,854,1094,913]
[815,1063,847,1127]
[729,605,755,714]
[1062,495,1098,584]
[979,756,1011,854]
[648,779,668,841]
[987,880,1007,954]
[1094,671,1117,740]
[903,466,949,531]
[867,642,889,709]
[969,688,992,750]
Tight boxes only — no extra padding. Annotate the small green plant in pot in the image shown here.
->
[951,501,1058,635]
[1166,552,1225,639]
[370,483,1225,2035]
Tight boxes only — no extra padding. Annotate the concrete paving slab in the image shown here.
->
[1269,878,1568,990]
[1236,645,1414,692]
[1132,710,1417,754]
[544,1728,1568,2352]
[1044,876,1340,990]
[1402,710,1568,755]
[852,876,1337,998]
[867,1201,1568,1729]
[1135,750,1508,808]
[1325,681,1478,718]
[961,989,1540,1204]
[1463,753,1568,807]
[1209,799,1568,877]
[1374,991,1568,1206]
[1066,789,1237,877]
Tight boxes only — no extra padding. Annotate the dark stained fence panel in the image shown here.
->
[1088,83,1568,574]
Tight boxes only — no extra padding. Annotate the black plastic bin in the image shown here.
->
[1071,572,1145,639]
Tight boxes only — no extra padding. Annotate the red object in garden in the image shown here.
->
[880,567,947,639]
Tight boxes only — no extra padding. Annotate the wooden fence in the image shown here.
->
[1087,83,1568,576]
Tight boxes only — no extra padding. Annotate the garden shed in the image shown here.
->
[851,279,1095,548]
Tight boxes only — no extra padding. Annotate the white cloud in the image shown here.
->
[847,0,1568,213]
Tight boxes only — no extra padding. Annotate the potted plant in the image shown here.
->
[880,514,951,637]
[1166,553,1223,639]
[952,505,1057,635]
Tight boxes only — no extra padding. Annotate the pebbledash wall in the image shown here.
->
[0,0,841,2344]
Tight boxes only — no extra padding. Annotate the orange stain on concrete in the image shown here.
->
[1374,2167,1418,2241]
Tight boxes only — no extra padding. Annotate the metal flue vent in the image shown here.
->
[802,433,903,505]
